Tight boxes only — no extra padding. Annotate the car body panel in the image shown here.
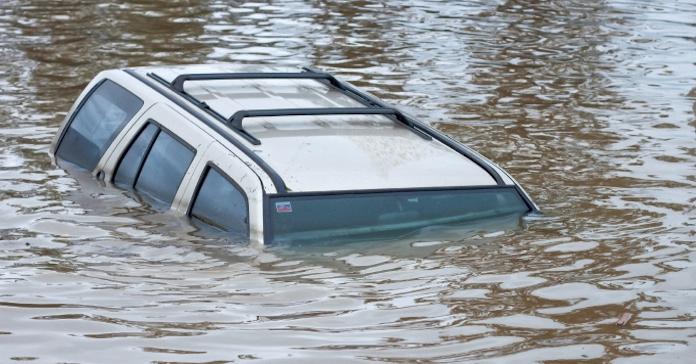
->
[177,141,266,244]
[50,63,539,246]
[129,64,502,192]
[255,126,497,191]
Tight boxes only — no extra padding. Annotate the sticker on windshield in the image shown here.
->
[275,201,292,213]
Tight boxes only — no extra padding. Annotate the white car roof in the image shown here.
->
[129,64,503,192]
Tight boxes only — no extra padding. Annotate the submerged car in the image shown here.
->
[50,64,538,245]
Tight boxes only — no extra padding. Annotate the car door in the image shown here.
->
[101,103,214,209]
[176,142,265,245]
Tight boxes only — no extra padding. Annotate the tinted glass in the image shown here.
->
[191,167,249,235]
[56,80,143,170]
[135,131,195,206]
[114,123,158,186]
[270,188,530,244]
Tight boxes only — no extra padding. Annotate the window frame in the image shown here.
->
[55,79,108,151]
[188,162,251,237]
[55,79,144,171]
[113,119,197,206]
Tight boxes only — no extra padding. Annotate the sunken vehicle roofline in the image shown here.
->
[128,65,528,193]
[50,63,539,245]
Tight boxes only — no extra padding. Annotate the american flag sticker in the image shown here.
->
[275,201,292,213]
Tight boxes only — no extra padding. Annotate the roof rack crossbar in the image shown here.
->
[230,107,394,130]
[228,107,431,144]
[171,72,340,93]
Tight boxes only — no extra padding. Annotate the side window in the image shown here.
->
[56,80,143,171]
[190,166,249,236]
[114,122,195,207]
[114,123,158,185]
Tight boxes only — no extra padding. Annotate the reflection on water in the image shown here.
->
[1,0,696,362]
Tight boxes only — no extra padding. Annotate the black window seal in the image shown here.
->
[188,162,250,237]
[123,68,288,194]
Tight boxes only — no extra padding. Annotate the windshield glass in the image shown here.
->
[268,187,530,244]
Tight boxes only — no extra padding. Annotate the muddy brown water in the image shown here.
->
[1,1,695,363]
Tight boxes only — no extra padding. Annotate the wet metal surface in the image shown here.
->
[1,0,696,362]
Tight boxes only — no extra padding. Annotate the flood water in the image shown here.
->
[1,0,696,362]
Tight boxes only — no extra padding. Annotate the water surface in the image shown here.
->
[1,0,695,362]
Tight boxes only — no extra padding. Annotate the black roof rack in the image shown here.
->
[144,68,506,186]
[155,71,432,145]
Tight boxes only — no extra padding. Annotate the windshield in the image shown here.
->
[267,187,531,244]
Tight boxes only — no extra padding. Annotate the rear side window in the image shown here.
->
[114,122,195,207]
[56,80,143,171]
[190,166,249,236]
